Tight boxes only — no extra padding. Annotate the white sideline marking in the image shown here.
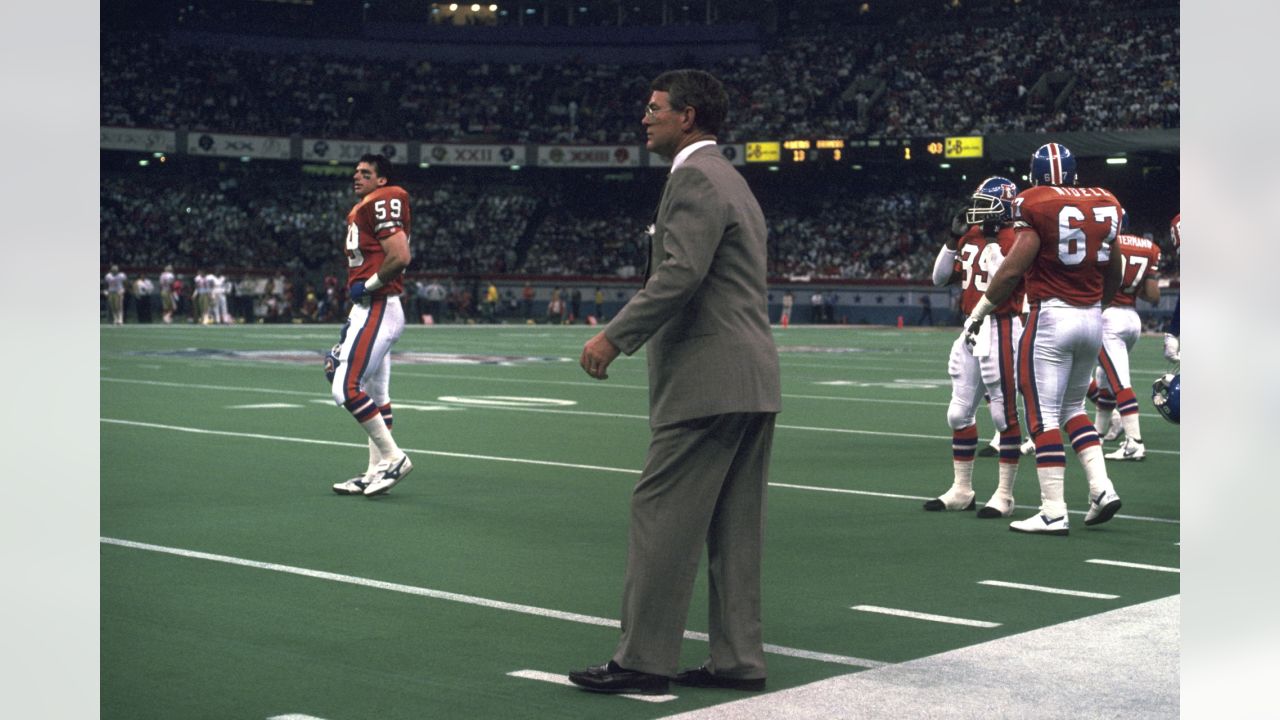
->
[98,419,1181,525]
[99,376,1181,455]
[100,537,884,669]
[229,403,303,409]
[507,670,677,703]
[851,605,1000,628]
[267,715,330,720]
[101,419,636,475]
[978,580,1119,599]
[771,482,929,502]
[1086,559,1181,574]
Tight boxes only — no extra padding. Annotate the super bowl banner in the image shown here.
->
[100,127,177,153]
[187,132,293,160]
[536,145,642,168]
[303,138,411,164]
[422,143,527,167]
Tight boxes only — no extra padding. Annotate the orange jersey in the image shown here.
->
[344,185,411,297]
[1110,233,1161,308]
[1012,185,1122,306]
[955,224,1025,316]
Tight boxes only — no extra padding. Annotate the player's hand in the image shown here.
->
[323,343,341,384]
[961,317,982,351]
[349,280,367,303]
[581,330,620,380]
[949,209,972,239]
[1163,333,1180,363]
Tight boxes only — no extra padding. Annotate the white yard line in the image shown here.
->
[100,537,883,670]
[99,377,1180,454]
[1086,559,1181,573]
[98,418,1181,525]
[850,605,1000,628]
[978,580,1120,599]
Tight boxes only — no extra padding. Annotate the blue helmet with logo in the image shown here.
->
[1152,373,1180,424]
[1030,142,1077,187]
[966,175,1019,225]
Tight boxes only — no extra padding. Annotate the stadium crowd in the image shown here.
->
[100,173,963,282]
[101,4,1177,142]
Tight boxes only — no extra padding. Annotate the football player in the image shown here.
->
[960,142,1124,536]
[924,176,1025,519]
[159,265,176,324]
[1164,213,1181,364]
[104,264,127,325]
[1092,218,1161,460]
[327,154,414,497]
[193,269,210,325]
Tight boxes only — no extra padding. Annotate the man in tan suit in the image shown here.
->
[569,69,781,696]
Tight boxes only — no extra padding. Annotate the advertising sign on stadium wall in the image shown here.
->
[536,145,642,168]
[186,132,293,160]
[302,138,411,164]
[422,143,528,167]
[719,144,746,166]
[101,127,177,153]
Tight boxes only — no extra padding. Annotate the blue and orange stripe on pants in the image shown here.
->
[340,297,386,423]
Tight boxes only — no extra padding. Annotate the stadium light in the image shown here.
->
[510,165,522,171]
[489,3,497,10]
[939,163,951,169]
[470,3,480,11]
[768,166,779,172]
[152,152,164,158]
[138,159,149,167]
[449,3,458,11]
[419,162,431,168]
[1106,157,1128,165]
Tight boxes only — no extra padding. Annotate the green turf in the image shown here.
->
[101,322,1179,718]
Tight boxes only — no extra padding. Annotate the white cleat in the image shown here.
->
[332,476,370,495]
[1084,490,1123,526]
[1105,438,1145,461]
[977,494,1015,519]
[922,486,975,512]
[364,454,413,496]
[1010,513,1069,536]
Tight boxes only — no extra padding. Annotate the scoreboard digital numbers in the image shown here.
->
[782,139,846,162]
[742,137,982,164]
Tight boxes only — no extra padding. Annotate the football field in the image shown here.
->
[100,322,1180,719]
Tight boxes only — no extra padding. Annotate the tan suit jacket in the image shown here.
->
[606,145,781,426]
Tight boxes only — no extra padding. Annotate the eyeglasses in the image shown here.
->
[645,103,681,118]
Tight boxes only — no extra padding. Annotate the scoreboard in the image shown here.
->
[744,136,983,164]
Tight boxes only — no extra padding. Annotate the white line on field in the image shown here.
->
[98,419,1181,525]
[100,418,635,474]
[850,605,1000,628]
[1085,559,1181,573]
[507,670,677,702]
[977,580,1119,599]
[100,377,1181,454]
[100,537,885,669]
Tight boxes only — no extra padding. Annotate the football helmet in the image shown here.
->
[965,176,1018,225]
[1029,142,1076,187]
[1151,373,1180,425]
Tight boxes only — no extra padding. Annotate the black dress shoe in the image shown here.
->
[568,660,670,694]
[673,665,766,691]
